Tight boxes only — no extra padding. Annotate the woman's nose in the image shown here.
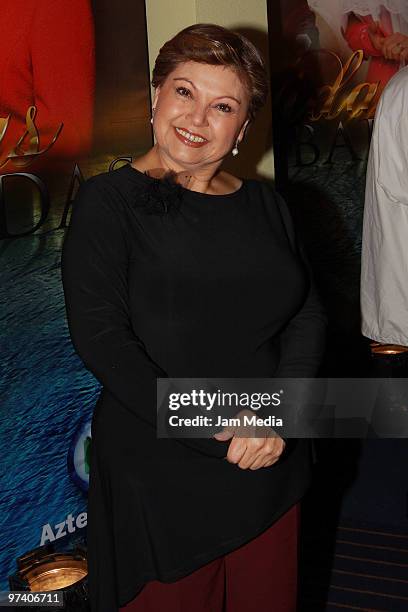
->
[187,102,209,127]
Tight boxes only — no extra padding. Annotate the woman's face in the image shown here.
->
[152,61,250,174]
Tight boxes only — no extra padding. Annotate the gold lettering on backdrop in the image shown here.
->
[308,51,380,122]
[0,106,63,168]
[0,115,10,143]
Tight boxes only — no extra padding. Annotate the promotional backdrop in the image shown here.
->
[2,0,408,595]
[0,0,152,589]
[268,0,408,529]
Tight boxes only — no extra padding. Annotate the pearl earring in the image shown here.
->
[232,144,239,157]
[150,108,156,124]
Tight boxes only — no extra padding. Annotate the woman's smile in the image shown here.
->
[174,126,209,147]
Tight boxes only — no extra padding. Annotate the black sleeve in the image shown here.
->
[61,179,166,427]
[256,185,327,450]
[61,178,229,458]
[273,189,327,378]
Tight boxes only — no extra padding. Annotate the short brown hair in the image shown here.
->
[152,23,268,120]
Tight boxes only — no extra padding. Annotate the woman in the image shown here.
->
[62,24,326,612]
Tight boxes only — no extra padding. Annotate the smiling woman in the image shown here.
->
[133,23,267,194]
[145,61,250,189]
[61,23,326,612]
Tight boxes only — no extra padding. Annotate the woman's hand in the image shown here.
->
[378,31,408,62]
[367,21,386,53]
[213,409,286,470]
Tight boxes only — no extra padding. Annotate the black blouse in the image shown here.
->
[61,163,326,611]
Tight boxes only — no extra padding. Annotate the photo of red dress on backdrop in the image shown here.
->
[0,0,95,174]
[307,0,408,90]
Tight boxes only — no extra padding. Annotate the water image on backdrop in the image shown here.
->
[0,0,152,589]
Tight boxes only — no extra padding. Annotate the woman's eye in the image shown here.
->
[176,87,191,97]
[216,103,232,113]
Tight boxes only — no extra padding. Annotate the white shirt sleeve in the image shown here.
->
[376,69,408,205]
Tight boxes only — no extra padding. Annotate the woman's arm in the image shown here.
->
[61,179,166,428]
[213,187,327,468]
[273,191,327,378]
[344,13,408,63]
[273,258,327,378]
[271,191,327,443]
[61,177,229,458]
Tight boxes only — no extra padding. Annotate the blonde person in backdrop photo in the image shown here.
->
[62,24,326,612]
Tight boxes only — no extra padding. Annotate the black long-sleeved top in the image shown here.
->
[61,163,326,611]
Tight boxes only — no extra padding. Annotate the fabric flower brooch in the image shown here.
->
[135,169,191,215]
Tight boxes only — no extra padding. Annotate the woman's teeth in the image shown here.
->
[176,128,206,143]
